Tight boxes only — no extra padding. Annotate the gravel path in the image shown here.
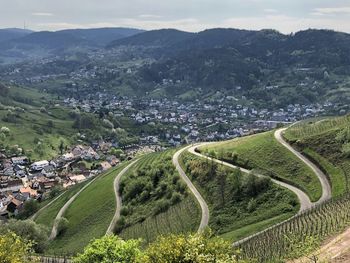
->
[173,146,210,232]
[106,160,139,235]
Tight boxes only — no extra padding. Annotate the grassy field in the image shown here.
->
[46,163,129,255]
[35,181,90,230]
[199,131,322,202]
[118,149,201,244]
[0,86,77,160]
[179,149,299,243]
[284,115,350,197]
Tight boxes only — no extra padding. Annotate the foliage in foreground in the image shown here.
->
[73,235,142,263]
[0,232,39,263]
[0,219,49,253]
[73,231,250,263]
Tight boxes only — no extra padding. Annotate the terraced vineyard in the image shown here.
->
[179,149,299,242]
[237,193,350,262]
[118,149,201,244]
[199,130,322,201]
[284,115,350,197]
[285,115,350,141]
[45,163,129,255]
[120,197,200,243]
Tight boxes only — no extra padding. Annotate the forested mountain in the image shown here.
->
[1,27,350,109]
[0,28,33,43]
[120,28,350,107]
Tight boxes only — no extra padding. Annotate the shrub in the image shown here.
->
[143,230,247,263]
[0,232,39,263]
[0,219,49,253]
[17,199,39,219]
[73,235,142,263]
[57,217,69,236]
[0,126,10,135]
[152,199,171,215]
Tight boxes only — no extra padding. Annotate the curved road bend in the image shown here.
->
[274,128,331,204]
[106,159,139,235]
[173,146,210,232]
[31,192,65,221]
[187,144,312,212]
[49,176,100,240]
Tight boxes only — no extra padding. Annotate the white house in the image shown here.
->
[31,160,49,171]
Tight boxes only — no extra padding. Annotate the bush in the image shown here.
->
[73,235,142,263]
[0,232,39,263]
[57,217,69,236]
[0,219,49,253]
[152,199,171,215]
[143,230,247,263]
[17,199,39,219]
[0,126,10,135]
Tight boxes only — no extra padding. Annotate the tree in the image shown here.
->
[0,232,39,263]
[57,217,69,236]
[59,140,65,155]
[17,199,39,219]
[0,220,49,253]
[73,235,142,263]
[217,166,227,207]
[143,230,248,263]
[0,83,9,97]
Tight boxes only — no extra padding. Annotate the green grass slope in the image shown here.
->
[0,85,76,160]
[285,115,350,197]
[117,149,201,244]
[179,150,299,242]
[35,182,89,229]
[199,131,322,202]
[46,163,129,255]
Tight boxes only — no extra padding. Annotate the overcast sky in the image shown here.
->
[1,0,350,33]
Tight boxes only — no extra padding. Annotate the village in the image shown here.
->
[0,139,158,219]
[63,92,335,144]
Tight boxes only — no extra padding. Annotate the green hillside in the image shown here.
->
[199,131,322,201]
[284,115,350,197]
[179,149,299,242]
[118,149,201,244]
[34,181,90,229]
[0,84,109,160]
[46,163,129,255]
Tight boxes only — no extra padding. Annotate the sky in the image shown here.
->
[1,0,350,33]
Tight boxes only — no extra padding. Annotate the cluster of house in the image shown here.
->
[0,144,121,218]
[61,91,339,144]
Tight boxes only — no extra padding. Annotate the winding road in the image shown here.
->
[274,128,332,204]
[31,192,66,221]
[106,159,139,235]
[172,127,332,241]
[173,146,210,232]
[49,176,99,240]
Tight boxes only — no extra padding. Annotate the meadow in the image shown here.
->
[34,181,89,230]
[45,163,129,255]
[0,86,76,160]
[199,131,322,202]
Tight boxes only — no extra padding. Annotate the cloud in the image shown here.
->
[138,14,163,19]
[36,18,206,32]
[32,12,54,17]
[313,7,350,15]
[263,9,278,13]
